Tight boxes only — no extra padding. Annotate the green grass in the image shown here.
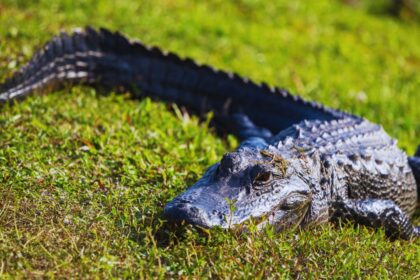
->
[0,0,419,278]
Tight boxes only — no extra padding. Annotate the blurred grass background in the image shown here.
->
[0,0,419,278]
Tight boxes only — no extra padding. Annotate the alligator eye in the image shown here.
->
[253,171,272,185]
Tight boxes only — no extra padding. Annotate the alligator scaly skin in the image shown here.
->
[165,117,419,239]
[273,118,417,209]
[1,27,419,239]
[0,27,347,135]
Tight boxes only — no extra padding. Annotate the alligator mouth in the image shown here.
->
[164,198,311,233]
[163,200,226,228]
[255,202,310,231]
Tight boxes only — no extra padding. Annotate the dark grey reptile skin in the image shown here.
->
[1,27,419,239]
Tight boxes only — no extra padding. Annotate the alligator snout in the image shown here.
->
[164,201,216,228]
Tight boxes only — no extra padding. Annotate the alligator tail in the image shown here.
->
[0,27,141,101]
[0,27,350,133]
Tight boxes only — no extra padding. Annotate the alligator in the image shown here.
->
[1,27,419,239]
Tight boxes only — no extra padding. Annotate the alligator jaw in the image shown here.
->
[256,201,311,232]
[164,201,219,229]
[163,166,232,229]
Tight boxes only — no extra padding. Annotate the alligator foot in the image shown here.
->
[331,199,419,240]
[213,113,273,140]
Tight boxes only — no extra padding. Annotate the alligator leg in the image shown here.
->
[408,146,420,198]
[213,113,273,141]
[331,199,419,239]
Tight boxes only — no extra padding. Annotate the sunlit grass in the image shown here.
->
[0,0,419,278]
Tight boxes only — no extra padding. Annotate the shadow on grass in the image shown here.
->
[342,0,419,22]
[128,205,420,248]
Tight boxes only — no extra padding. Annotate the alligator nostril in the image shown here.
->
[220,152,242,173]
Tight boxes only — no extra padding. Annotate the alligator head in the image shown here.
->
[164,138,317,231]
